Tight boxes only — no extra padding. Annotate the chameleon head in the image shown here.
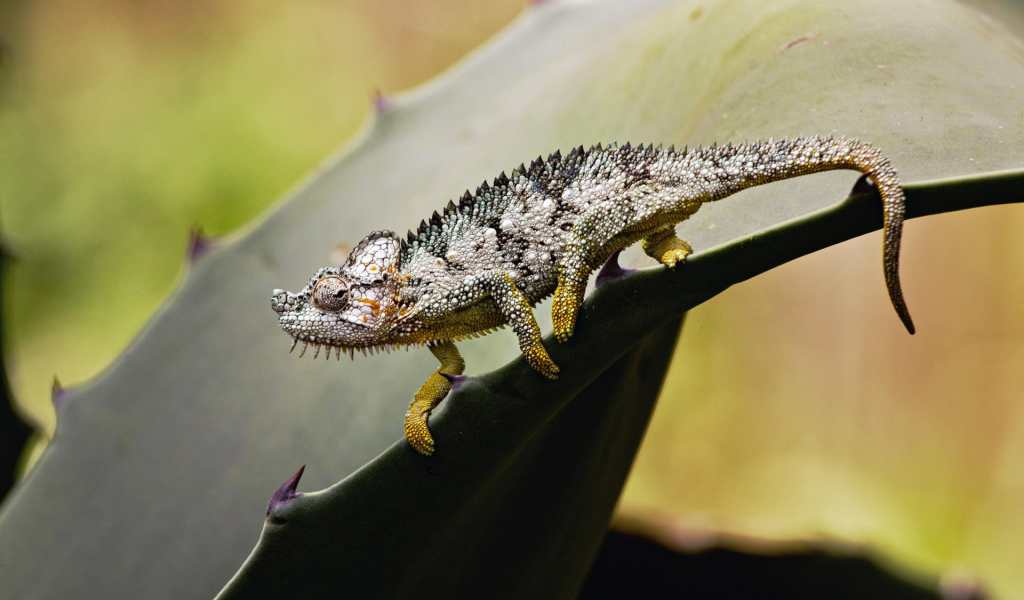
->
[270,230,405,356]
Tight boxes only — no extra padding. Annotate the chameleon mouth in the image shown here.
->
[287,336,428,361]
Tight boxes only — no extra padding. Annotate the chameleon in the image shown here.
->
[270,137,914,455]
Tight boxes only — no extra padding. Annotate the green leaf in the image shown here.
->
[223,317,686,599]
[1,0,1023,598]
[218,172,1023,598]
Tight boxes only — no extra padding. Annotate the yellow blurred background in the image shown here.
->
[2,0,1023,597]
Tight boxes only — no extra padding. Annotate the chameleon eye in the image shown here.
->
[313,277,348,311]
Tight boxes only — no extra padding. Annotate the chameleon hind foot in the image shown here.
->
[524,343,560,379]
[642,227,693,269]
[552,278,587,343]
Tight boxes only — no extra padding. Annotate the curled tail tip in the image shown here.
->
[902,313,916,335]
[892,292,915,334]
[889,283,915,334]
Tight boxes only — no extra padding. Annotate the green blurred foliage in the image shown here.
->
[0,0,526,439]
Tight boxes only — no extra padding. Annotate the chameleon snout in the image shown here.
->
[271,289,299,314]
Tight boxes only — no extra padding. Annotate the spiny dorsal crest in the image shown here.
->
[395,142,705,257]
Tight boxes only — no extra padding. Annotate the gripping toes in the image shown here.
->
[524,343,560,379]
[643,230,693,269]
[405,371,452,455]
[552,278,586,343]
[659,247,691,269]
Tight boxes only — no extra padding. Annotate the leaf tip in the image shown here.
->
[187,225,216,263]
[51,375,70,409]
[267,465,305,517]
[595,250,636,289]
[373,89,390,114]
[439,372,467,390]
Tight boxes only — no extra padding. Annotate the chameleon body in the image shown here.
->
[270,137,914,455]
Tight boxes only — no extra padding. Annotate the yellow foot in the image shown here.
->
[659,247,691,269]
[643,231,692,269]
[552,280,585,343]
[404,371,452,455]
[524,344,560,379]
[404,408,436,455]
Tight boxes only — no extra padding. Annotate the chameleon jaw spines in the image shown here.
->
[290,336,432,361]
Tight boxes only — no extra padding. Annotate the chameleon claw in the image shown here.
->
[643,230,693,269]
[551,280,585,343]
[660,248,691,269]
[527,351,560,379]
[405,407,437,455]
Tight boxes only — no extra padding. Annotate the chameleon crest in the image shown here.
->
[272,137,914,455]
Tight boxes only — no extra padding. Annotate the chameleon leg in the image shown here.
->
[405,340,465,455]
[551,272,588,344]
[641,225,693,269]
[553,185,685,342]
[418,269,559,378]
[480,270,559,378]
[552,204,624,342]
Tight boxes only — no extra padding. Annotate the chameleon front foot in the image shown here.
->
[404,371,453,455]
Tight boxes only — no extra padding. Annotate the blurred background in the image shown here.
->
[2,0,1023,597]
[0,0,526,455]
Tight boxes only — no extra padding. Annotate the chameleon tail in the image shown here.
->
[721,137,914,334]
[552,137,914,342]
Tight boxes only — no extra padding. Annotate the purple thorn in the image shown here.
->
[439,372,466,390]
[51,375,70,409]
[531,0,554,5]
[851,173,878,196]
[595,249,636,289]
[187,225,216,263]
[372,89,390,114]
[267,465,305,516]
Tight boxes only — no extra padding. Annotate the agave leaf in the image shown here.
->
[1,0,1023,598]
[218,173,1024,599]
[223,315,686,599]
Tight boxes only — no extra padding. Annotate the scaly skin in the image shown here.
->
[271,137,914,455]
